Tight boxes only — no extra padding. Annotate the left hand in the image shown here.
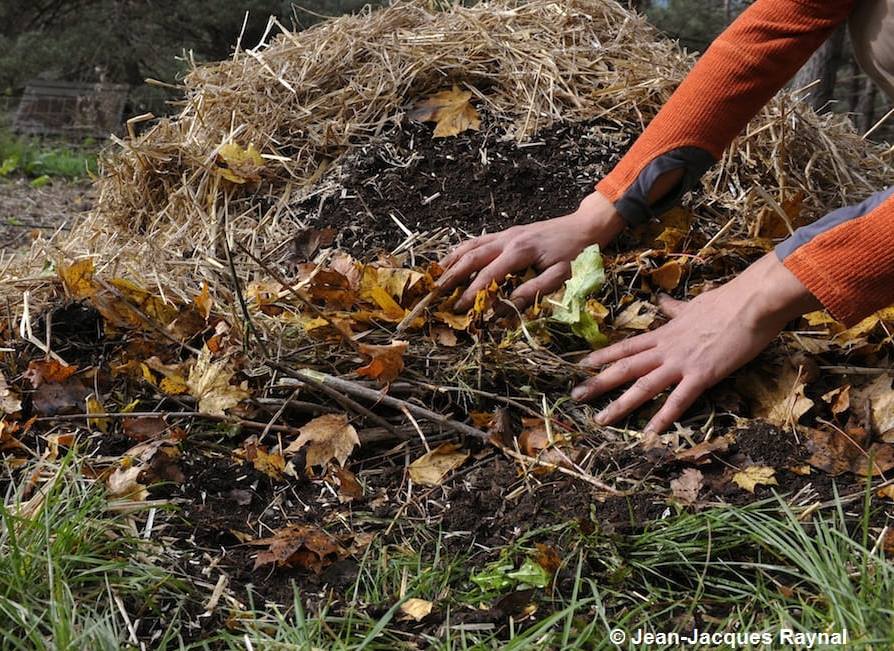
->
[571,253,822,434]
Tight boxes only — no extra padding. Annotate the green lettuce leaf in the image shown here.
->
[551,244,607,347]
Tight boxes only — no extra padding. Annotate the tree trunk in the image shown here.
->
[792,24,846,111]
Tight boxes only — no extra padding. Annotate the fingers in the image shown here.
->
[580,333,656,369]
[593,368,678,426]
[454,247,535,311]
[571,351,661,402]
[440,233,499,269]
[500,261,571,314]
[643,378,704,434]
[436,242,501,293]
[656,293,688,319]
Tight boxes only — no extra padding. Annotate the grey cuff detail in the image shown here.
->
[775,185,894,261]
[614,147,716,227]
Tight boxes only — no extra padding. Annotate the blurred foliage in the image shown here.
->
[0,130,98,178]
[0,0,379,114]
[645,0,751,51]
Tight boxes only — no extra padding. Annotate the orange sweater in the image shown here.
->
[598,0,894,326]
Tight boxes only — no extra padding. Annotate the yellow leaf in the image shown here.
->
[732,466,778,493]
[86,396,108,433]
[58,258,97,298]
[409,86,480,138]
[216,142,265,184]
[852,374,894,437]
[160,375,190,396]
[408,443,469,486]
[368,285,406,322]
[739,362,814,427]
[433,310,472,330]
[186,346,249,416]
[285,414,360,470]
[400,598,433,622]
[359,266,424,303]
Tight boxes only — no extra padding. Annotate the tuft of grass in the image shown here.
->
[0,451,189,650]
[0,130,97,179]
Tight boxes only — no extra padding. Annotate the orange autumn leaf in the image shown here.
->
[356,340,409,384]
[408,86,480,138]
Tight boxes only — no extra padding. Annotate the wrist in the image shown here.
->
[738,253,822,325]
[576,191,625,244]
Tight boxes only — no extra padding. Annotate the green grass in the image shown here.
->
[0,130,97,180]
[3,451,893,649]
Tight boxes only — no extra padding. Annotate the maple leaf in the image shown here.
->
[738,362,814,427]
[408,443,469,486]
[186,345,249,416]
[732,466,778,493]
[670,468,703,505]
[0,371,22,415]
[215,142,265,184]
[356,340,408,385]
[409,86,480,138]
[285,413,360,470]
[250,524,346,573]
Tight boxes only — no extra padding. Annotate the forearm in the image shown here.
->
[599,0,854,227]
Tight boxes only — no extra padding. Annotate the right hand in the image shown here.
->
[438,191,625,312]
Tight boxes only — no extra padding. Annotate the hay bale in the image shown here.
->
[4,0,892,308]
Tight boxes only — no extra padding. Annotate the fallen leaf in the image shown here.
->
[367,285,406,322]
[821,385,851,415]
[24,359,77,387]
[651,259,685,291]
[400,598,434,622]
[852,374,894,437]
[334,466,363,500]
[216,142,265,184]
[877,485,894,500]
[107,465,148,501]
[58,257,97,298]
[236,436,286,479]
[122,417,168,441]
[32,378,89,416]
[674,434,734,464]
[356,340,408,385]
[251,524,346,573]
[286,413,360,470]
[613,300,657,330]
[431,326,458,347]
[732,466,778,493]
[408,443,469,486]
[534,543,562,576]
[740,362,814,426]
[670,468,703,505]
[86,396,108,433]
[409,86,480,138]
[195,281,213,320]
[186,346,249,416]
[0,371,22,415]
[433,310,472,330]
[806,426,868,476]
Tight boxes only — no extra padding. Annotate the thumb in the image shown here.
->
[656,293,687,319]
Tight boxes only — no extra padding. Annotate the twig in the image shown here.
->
[499,445,624,495]
[396,286,442,333]
[274,365,489,440]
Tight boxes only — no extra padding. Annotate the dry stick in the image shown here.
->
[499,445,623,495]
[276,365,489,441]
[222,221,270,360]
[395,286,442,333]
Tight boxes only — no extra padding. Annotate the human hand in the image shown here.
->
[571,253,822,434]
[438,191,624,312]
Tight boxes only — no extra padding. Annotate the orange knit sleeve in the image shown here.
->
[783,195,894,326]
[597,0,855,207]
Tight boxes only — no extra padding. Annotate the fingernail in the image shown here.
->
[593,411,606,425]
[571,386,586,401]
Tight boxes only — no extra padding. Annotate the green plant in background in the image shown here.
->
[0,130,97,180]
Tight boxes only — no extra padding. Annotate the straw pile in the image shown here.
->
[2,0,891,329]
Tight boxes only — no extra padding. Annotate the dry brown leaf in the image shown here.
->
[400,598,434,622]
[821,385,851,415]
[408,443,469,486]
[852,374,894,437]
[86,396,108,433]
[107,465,148,501]
[432,326,458,347]
[740,362,814,427]
[250,524,346,573]
[670,468,703,505]
[356,340,408,385]
[286,413,360,470]
[24,359,78,387]
[0,371,22,415]
[58,257,97,298]
[186,346,249,416]
[433,310,472,330]
[804,426,894,476]
[409,86,480,137]
[613,300,657,330]
[334,466,363,501]
[674,434,734,464]
[877,484,894,500]
[32,378,89,417]
[732,466,778,493]
[651,259,685,291]
[236,437,287,480]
